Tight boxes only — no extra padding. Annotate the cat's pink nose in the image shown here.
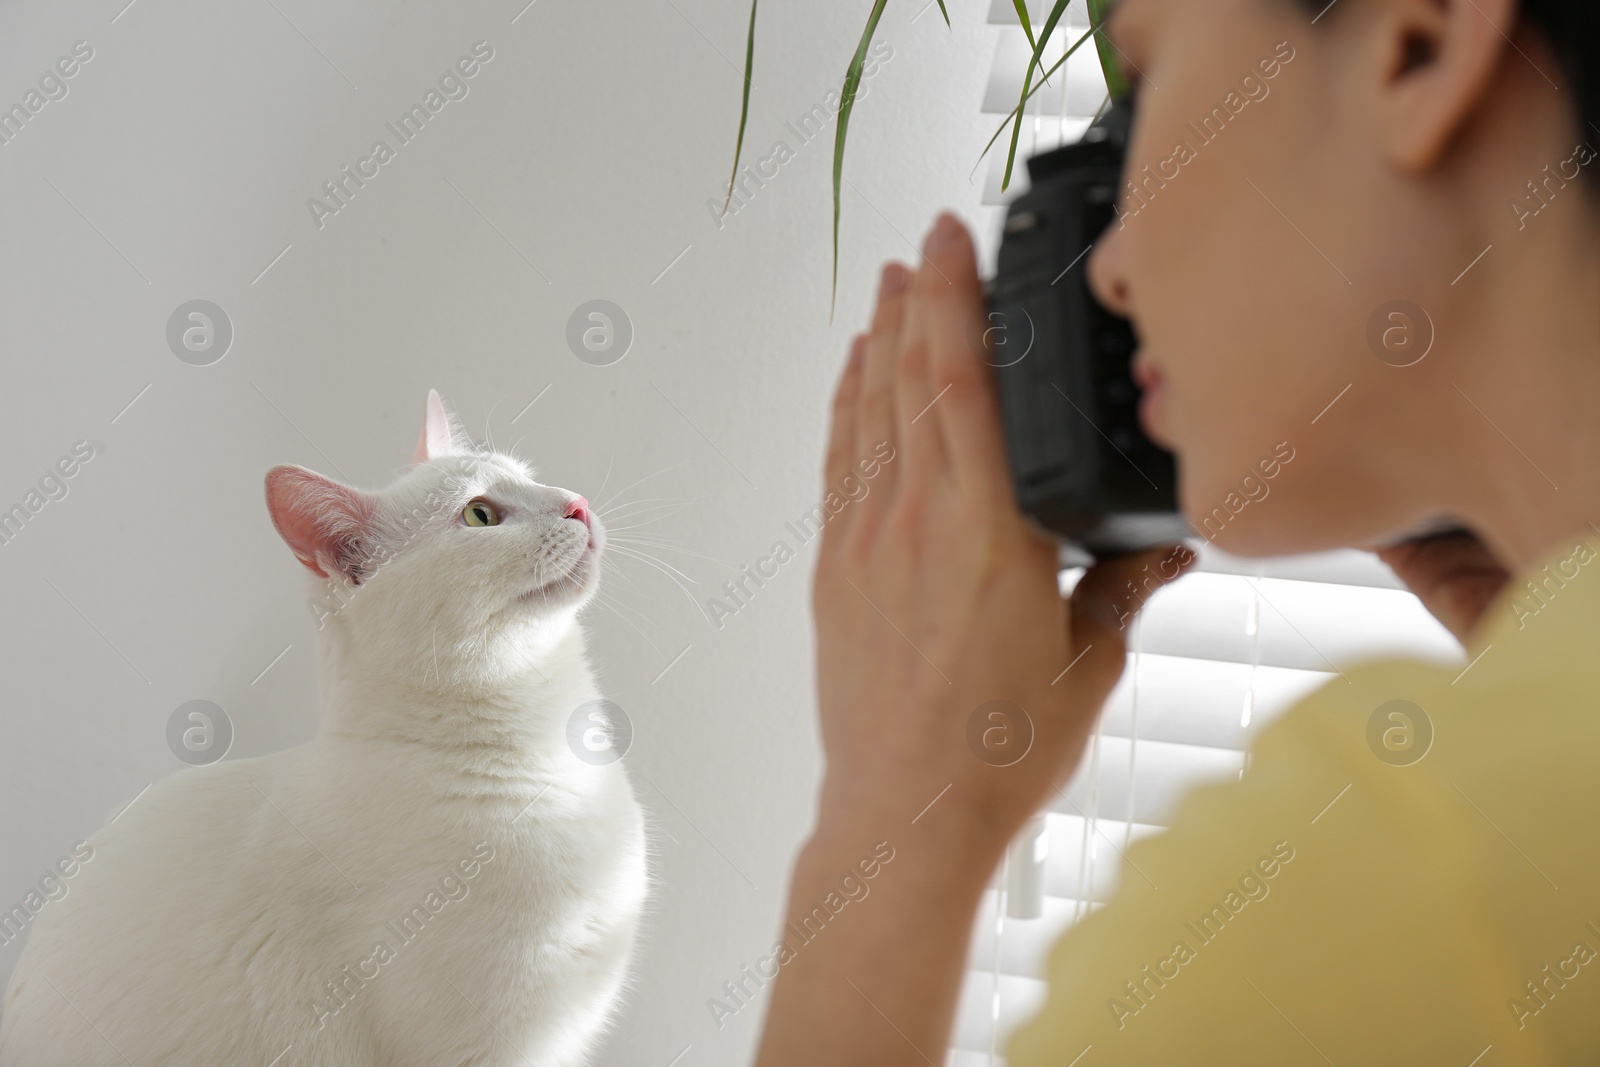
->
[565,496,591,527]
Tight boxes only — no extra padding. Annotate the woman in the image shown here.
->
[756,0,1600,1062]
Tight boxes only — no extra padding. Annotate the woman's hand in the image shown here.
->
[1375,530,1510,645]
[754,212,1193,1067]
[812,210,1194,854]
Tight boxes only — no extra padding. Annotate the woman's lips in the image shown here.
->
[1131,355,1168,444]
[1130,354,1161,393]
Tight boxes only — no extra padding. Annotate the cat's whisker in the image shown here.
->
[605,545,705,612]
[608,558,699,624]
[599,558,688,620]
[604,524,688,543]
[481,393,508,453]
[606,529,694,546]
[588,591,669,655]
[591,454,616,510]
[606,536,690,553]
[599,556,643,590]
[608,536,738,574]
[603,558,714,629]
[599,511,681,530]
[598,508,691,534]
[596,495,693,516]
[594,462,691,514]
[598,503,696,531]
[591,583,660,630]
[601,524,681,543]
[597,492,699,513]
[601,563,659,604]
[598,507,694,531]
[605,543,699,588]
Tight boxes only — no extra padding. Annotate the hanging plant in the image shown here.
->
[720,0,1130,318]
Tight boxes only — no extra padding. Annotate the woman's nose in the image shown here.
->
[1087,224,1134,319]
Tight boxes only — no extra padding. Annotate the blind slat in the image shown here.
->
[980,33,1104,117]
[1133,572,1461,672]
[1054,734,1245,828]
[986,0,1083,24]
[1099,654,1332,751]
[1195,543,1411,589]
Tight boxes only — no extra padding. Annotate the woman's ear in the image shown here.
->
[265,465,378,583]
[412,388,473,464]
[1375,0,1520,176]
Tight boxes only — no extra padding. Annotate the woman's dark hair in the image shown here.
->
[1300,0,1599,169]
[1519,2,1599,146]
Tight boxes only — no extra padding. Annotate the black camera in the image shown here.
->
[988,95,1190,566]
[986,96,1474,564]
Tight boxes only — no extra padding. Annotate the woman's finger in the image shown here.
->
[917,214,1014,512]
[819,335,870,515]
[892,257,949,504]
[1068,542,1198,661]
[855,263,912,512]
[1375,531,1509,643]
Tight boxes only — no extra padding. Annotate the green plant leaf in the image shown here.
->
[829,0,890,323]
[1000,0,1125,192]
[1010,0,1050,84]
[971,23,1094,178]
[1086,0,1131,99]
[934,0,950,28]
[721,0,760,216]
[1000,0,1073,193]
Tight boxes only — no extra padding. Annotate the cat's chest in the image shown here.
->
[294,740,647,972]
[320,775,646,1012]
[348,772,645,919]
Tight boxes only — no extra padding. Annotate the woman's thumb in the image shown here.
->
[1069,542,1198,649]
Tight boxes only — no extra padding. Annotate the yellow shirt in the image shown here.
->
[1008,529,1600,1066]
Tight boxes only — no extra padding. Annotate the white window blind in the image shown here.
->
[946,542,1464,1065]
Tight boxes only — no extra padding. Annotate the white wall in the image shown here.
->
[0,1,1003,1062]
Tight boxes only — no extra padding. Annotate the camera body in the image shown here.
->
[988,96,1190,565]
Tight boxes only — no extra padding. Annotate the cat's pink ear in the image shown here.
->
[412,389,471,464]
[265,466,378,583]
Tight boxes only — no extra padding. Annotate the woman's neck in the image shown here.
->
[1442,204,1600,575]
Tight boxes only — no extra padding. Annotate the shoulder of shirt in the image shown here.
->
[1270,526,1600,762]
[1006,531,1600,1066]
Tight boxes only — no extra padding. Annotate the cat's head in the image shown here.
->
[264,390,602,676]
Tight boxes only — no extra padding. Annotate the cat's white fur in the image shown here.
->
[0,392,648,1066]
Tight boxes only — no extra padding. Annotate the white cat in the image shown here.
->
[0,391,648,1067]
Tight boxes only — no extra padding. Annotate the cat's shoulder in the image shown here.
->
[87,745,307,848]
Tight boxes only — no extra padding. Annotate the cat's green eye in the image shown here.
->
[462,500,499,527]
